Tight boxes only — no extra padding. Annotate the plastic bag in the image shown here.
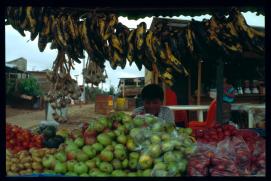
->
[250,137,266,176]
[187,142,215,176]
[216,136,251,176]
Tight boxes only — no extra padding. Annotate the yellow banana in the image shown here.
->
[40,13,50,36]
[25,6,37,33]
[111,34,123,54]
[135,22,146,50]
[80,20,93,56]
[145,30,157,62]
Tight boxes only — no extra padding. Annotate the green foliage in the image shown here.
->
[18,76,43,96]
[108,86,115,96]
[85,86,103,102]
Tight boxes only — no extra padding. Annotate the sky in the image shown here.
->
[5,11,264,92]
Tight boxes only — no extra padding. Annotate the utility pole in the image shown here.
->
[74,75,79,84]
[82,57,86,103]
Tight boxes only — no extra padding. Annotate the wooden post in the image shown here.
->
[188,75,191,104]
[216,58,224,123]
[122,80,125,98]
[197,61,202,105]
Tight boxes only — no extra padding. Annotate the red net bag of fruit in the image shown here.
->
[250,137,265,176]
[187,142,215,176]
[217,136,251,175]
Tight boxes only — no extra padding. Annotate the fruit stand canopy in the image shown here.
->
[51,7,264,20]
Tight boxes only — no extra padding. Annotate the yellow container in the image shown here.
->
[115,98,127,110]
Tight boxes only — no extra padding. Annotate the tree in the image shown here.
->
[18,76,43,96]
[108,85,115,96]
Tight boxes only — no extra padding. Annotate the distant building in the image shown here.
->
[118,77,145,98]
[6,57,27,72]
[28,69,51,93]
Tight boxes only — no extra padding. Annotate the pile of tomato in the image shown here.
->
[6,124,44,153]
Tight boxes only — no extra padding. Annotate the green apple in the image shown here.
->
[163,151,176,163]
[66,160,77,172]
[94,157,101,167]
[99,149,113,162]
[97,133,112,146]
[129,128,141,138]
[126,138,137,151]
[54,161,67,174]
[114,143,125,150]
[152,122,163,132]
[114,148,127,160]
[85,159,96,170]
[148,144,161,158]
[129,158,138,170]
[142,169,152,176]
[150,134,161,144]
[55,151,67,162]
[98,117,109,128]
[65,142,79,153]
[104,145,114,152]
[161,141,174,152]
[122,159,129,169]
[133,117,145,127]
[74,162,88,175]
[138,154,153,169]
[154,162,167,170]
[111,159,122,169]
[76,151,89,162]
[99,162,113,173]
[111,170,127,176]
[177,159,188,172]
[161,133,171,141]
[74,137,84,148]
[167,162,179,176]
[42,154,55,169]
[117,134,127,144]
[152,169,168,177]
[82,145,96,159]
[129,152,140,160]
[93,121,105,132]
[92,143,104,152]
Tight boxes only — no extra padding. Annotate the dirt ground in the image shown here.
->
[6,103,120,130]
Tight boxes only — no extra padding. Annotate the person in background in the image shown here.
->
[223,78,237,124]
[132,84,175,125]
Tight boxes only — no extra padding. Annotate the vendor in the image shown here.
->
[223,77,237,124]
[132,84,175,125]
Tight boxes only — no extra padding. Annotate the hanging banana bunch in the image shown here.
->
[228,7,264,54]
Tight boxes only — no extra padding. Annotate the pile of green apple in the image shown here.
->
[12,112,196,176]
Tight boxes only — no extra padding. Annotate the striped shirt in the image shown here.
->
[132,106,175,125]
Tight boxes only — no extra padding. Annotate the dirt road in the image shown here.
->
[6,104,106,130]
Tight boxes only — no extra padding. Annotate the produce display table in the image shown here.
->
[167,105,209,122]
[167,103,265,128]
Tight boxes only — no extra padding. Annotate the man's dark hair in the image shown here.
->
[141,84,164,101]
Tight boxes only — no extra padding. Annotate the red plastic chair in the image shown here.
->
[165,88,188,127]
[188,99,217,130]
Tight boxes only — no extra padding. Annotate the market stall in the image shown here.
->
[5,6,265,177]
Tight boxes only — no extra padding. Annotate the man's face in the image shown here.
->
[143,98,162,116]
